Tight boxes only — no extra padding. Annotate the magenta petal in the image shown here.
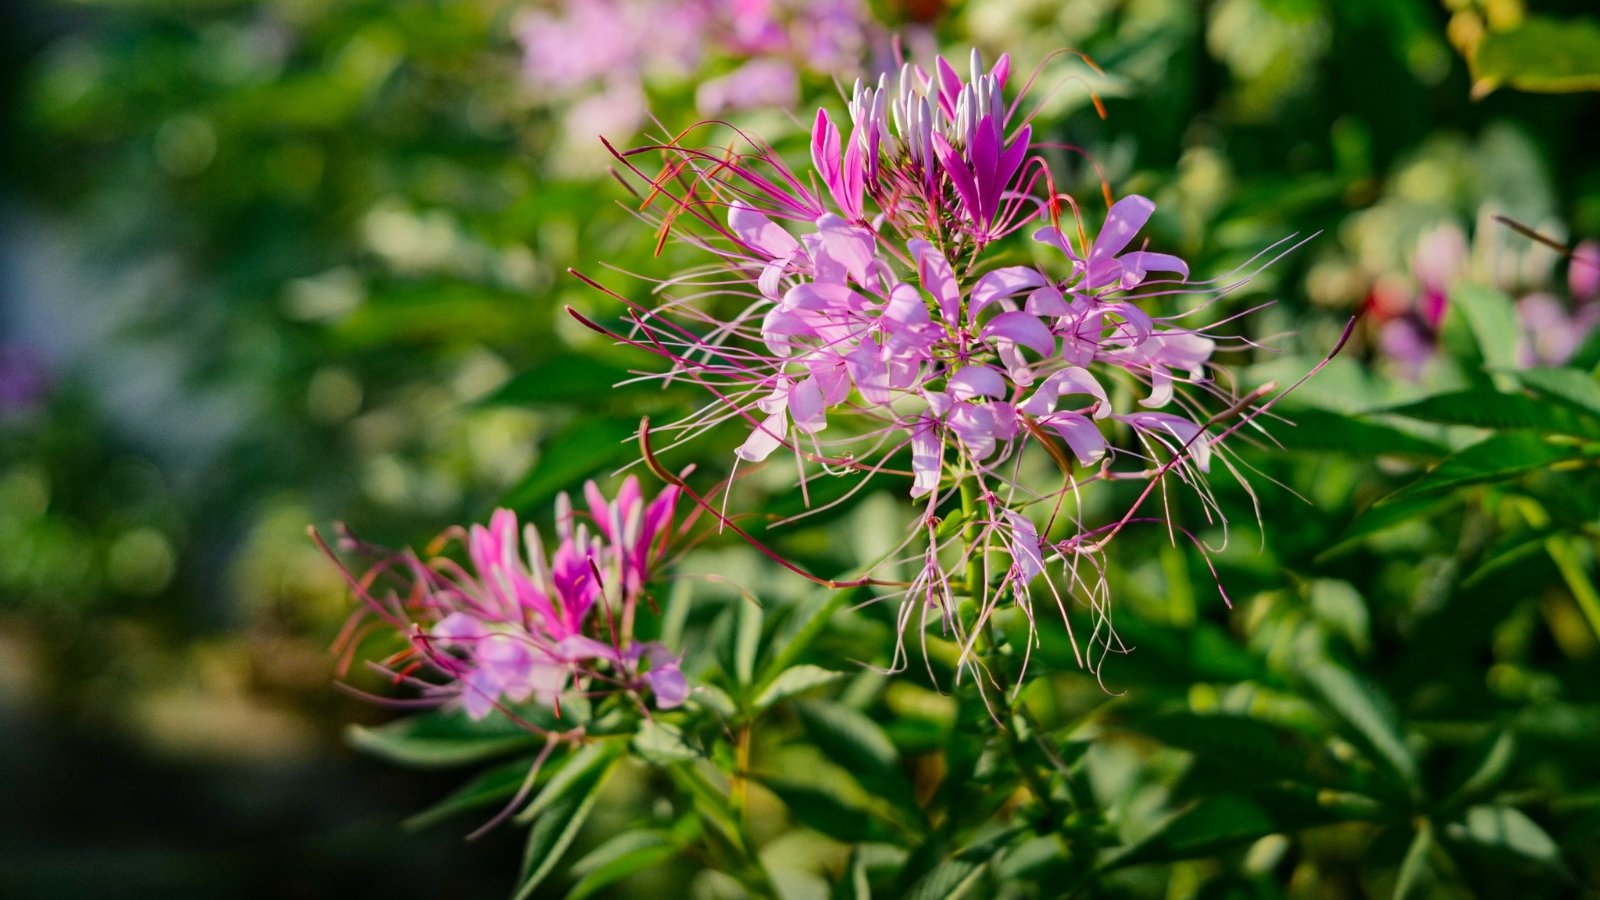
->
[1095,195,1156,262]
[909,239,961,326]
[1117,251,1189,287]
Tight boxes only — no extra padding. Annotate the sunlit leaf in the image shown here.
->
[1472,16,1600,95]
[795,700,921,824]
[566,830,680,900]
[1383,390,1600,439]
[753,664,843,710]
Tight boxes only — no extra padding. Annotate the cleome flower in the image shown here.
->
[318,476,685,727]
[582,49,1307,683]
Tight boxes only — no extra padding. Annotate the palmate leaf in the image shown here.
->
[1129,711,1326,787]
[795,700,923,826]
[1299,664,1418,797]
[1382,390,1600,439]
[346,710,542,769]
[565,830,681,900]
[1101,793,1279,869]
[404,756,540,830]
[753,664,843,710]
[753,774,894,843]
[1381,432,1593,503]
[512,748,618,900]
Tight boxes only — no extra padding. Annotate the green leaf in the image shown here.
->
[1393,826,1443,900]
[502,417,639,511]
[482,354,638,407]
[513,750,616,900]
[404,757,538,830]
[734,597,764,689]
[1511,367,1600,422]
[1130,712,1324,787]
[795,701,921,824]
[1442,729,1516,811]
[754,775,892,843]
[758,587,856,689]
[514,742,620,825]
[566,831,680,900]
[1472,15,1600,95]
[632,719,701,765]
[1383,390,1600,439]
[1105,794,1278,868]
[1382,432,1589,503]
[1447,283,1520,371]
[1321,496,1461,561]
[754,664,843,710]
[1269,407,1446,457]
[1300,664,1418,795]
[1445,805,1566,873]
[903,860,987,900]
[346,711,541,769]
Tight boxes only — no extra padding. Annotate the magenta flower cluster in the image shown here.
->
[595,51,1274,673]
[328,477,684,724]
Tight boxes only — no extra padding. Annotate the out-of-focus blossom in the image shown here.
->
[0,344,51,417]
[584,50,1296,678]
[321,476,683,726]
[514,0,879,146]
[1369,218,1599,376]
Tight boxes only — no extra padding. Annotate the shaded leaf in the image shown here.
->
[1393,826,1443,900]
[512,751,615,900]
[755,775,893,843]
[567,830,679,900]
[1269,407,1445,457]
[404,756,538,831]
[1105,794,1278,868]
[1383,390,1600,439]
[795,701,921,823]
[482,354,640,407]
[904,860,986,900]
[502,416,640,512]
[735,596,764,689]
[1382,432,1589,503]
[1300,664,1418,794]
[346,711,540,769]
[1131,712,1323,786]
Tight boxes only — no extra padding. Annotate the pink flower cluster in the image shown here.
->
[326,477,684,724]
[514,0,877,145]
[1371,219,1600,377]
[589,51,1283,674]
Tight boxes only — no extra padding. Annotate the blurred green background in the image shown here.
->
[2,0,1598,897]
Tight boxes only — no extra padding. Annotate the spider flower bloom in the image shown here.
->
[322,477,685,724]
[588,49,1297,678]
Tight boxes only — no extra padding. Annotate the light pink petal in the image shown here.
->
[730,203,799,258]
[972,266,1049,316]
[948,364,1006,400]
[981,311,1055,357]
[736,409,788,462]
[909,238,961,325]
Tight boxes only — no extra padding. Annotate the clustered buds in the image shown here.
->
[322,477,684,727]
